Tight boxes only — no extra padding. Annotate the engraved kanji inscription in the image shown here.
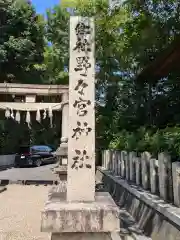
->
[73,22,91,53]
[74,39,91,53]
[74,56,91,77]
[74,79,88,96]
[71,149,92,170]
[73,38,91,53]
[73,97,91,116]
[75,22,91,37]
[72,121,92,140]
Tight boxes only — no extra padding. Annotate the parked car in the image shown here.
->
[14,145,56,167]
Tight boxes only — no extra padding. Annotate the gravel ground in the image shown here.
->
[0,185,51,240]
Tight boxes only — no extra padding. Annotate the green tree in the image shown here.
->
[44,0,180,153]
[39,6,70,84]
[45,0,130,148]
[0,0,45,83]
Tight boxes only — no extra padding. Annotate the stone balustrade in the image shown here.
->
[102,150,180,207]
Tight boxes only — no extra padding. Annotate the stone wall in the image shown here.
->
[0,154,15,169]
[97,166,180,240]
[101,150,180,207]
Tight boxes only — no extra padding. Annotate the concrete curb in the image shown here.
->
[0,179,59,186]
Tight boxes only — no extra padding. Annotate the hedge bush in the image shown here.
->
[109,126,180,158]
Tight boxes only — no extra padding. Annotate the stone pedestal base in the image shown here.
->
[41,192,120,233]
[51,232,112,240]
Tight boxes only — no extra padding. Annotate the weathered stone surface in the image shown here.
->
[67,16,95,202]
[158,152,173,201]
[150,158,158,194]
[41,192,120,233]
[135,157,141,185]
[105,150,111,170]
[48,182,67,201]
[120,151,125,178]
[102,151,106,169]
[141,152,151,190]
[112,151,116,174]
[116,151,121,176]
[98,167,180,240]
[51,232,112,240]
[124,151,129,181]
[98,166,180,230]
[109,151,112,171]
[172,162,180,207]
[129,152,136,182]
[151,218,180,240]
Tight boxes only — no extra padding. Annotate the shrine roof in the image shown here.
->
[0,83,69,95]
[135,36,180,82]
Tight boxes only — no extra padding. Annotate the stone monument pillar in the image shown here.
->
[41,16,120,240]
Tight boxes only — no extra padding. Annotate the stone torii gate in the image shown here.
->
[0,82,69,164]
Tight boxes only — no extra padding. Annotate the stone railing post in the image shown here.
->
[135,157,141,185]
[158,152,173,201]
[172,162,180,207]
[124,151,129,181]
[112,151,116,174]
[109,150,113,171]
[104,150,108,169]
[141,152,151,190]
[116,151,121,176]
[120,151,126,178]
[150,158,158,194]
[102,150,105,168]
[106,150,111,170]
[129,151,136,182]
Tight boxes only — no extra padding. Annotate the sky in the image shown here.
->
[31,0,61,14]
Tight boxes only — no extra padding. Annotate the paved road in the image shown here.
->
[0,164,57,181]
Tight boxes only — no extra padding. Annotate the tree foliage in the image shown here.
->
[0,0,45,83]
[41,6,70,84]
[2,0,180,155]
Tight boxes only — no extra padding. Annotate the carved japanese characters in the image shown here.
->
[71,149,92,170]
[72,121,92,140]
[73,22,91,53]
[73,97,91,117]
[74,56,91,77]
[74,79,88,96]
[67,16,95,201]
